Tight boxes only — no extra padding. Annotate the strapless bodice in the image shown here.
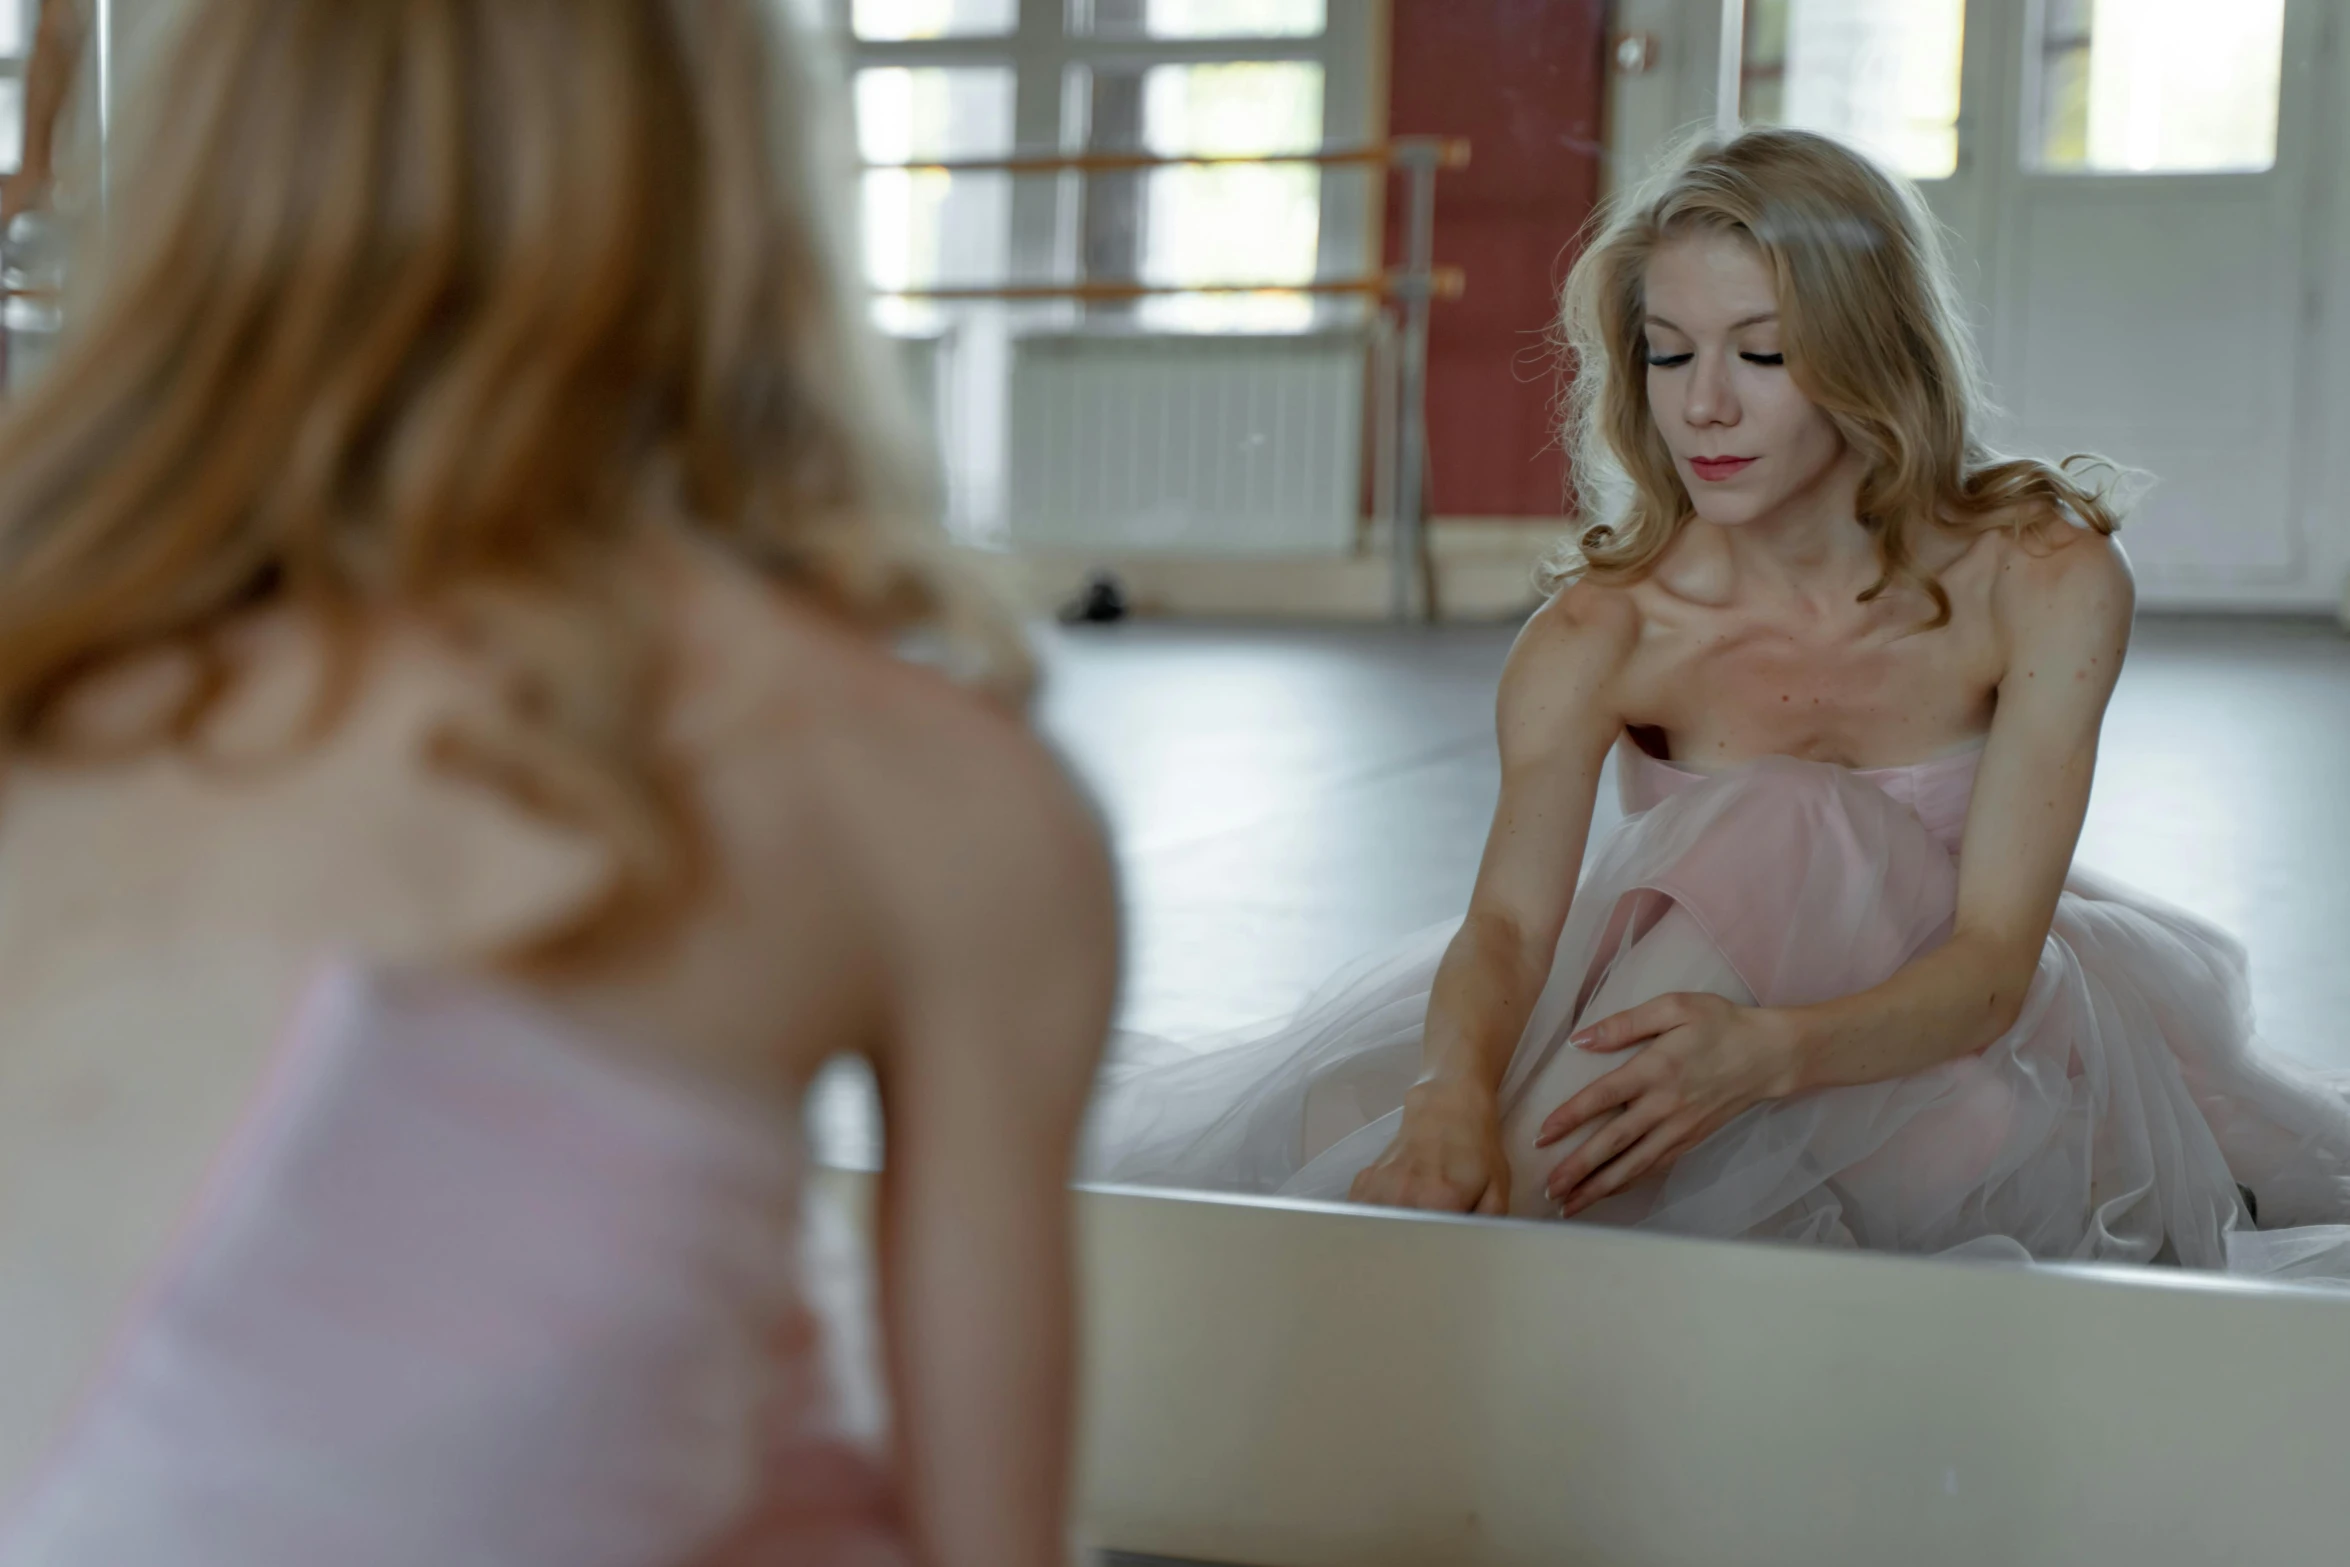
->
[1616,732,1983,856]
[2,963,904,1566]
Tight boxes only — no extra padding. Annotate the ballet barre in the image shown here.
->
[869,272,1465,303]
[861,137,1471,623]
[865,138,1472,178]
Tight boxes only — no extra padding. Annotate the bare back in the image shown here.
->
[0,538,1116,1536]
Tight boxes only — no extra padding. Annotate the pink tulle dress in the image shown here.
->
[1088,732,2350,1281]
[0,964,909,1567]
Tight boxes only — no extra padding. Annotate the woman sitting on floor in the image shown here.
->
[1090,126,2350,1282]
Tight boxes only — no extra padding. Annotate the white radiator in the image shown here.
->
[1003,330,1367,556]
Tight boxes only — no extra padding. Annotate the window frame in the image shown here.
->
[828,0,1385,325]
[1731,0,1970,184]
[2016,0,2291,178]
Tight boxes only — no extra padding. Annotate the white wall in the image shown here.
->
[2308,2,2350,621]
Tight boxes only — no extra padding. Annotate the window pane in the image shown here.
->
[0,0,26,59]
[1138,61,1323,330]
[855,68,1014,298]
[0,78,20,174]
[1741,0,1965,181]
[1074,0,1325,38]
[2034,0,2284,173]
[852,0,1015,42]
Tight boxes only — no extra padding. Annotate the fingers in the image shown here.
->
[1534,1057,1650,1148]
[1543,1099,1665,1202]
[1569,992,1691,1053]
[1348,1167,1414,1208]
[1559,1114,1699,1218]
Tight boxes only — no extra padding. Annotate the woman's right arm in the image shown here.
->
[1348,589,1630,1214]
[840,696,1119,1567]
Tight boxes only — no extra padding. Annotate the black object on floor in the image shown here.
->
[1059,569,1131,625]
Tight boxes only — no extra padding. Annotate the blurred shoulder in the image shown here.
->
[655,538,1111,945]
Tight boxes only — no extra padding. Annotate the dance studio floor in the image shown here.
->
[809,612,2350,1165]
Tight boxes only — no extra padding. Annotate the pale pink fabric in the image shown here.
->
[1087,733,2350,1280]
[0,964,908,1567]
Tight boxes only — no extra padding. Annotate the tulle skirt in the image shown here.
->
[1083,757,2350,1281]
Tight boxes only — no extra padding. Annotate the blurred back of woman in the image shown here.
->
[0,3,1115,1564]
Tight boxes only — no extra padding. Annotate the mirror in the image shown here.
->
[0,0,2337,1559]
[826,0,2350,1301]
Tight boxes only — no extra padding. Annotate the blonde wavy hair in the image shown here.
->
[1546,126,2118,615]
[0,0,1026,962]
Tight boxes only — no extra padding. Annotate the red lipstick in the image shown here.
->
[1688,456,1757,482]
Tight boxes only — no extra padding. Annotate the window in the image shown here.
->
[1071,0,1325,39]
[842,0,1373,538]
[855,66,1015,328]
[2032,0,2285,173]
[849,0,1360,325]
[0,0,35,175]
[852,0,1016,41]
[1136,61,1323,330]
[1740,0,1966,181]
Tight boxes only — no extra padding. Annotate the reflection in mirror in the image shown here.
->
[0,0,60,393]
[855,64,1015,299]
[844,0,1375,556]
[2031,0,2287,173]
[1133,59,1324,331]
[1070,0,1325,40]
[1738,0,1965,179]
[1040,2,2350,1299]
[824,0,2350,1323]
[852,0,1016,41]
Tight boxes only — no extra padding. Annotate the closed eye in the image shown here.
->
[1644,351,1785,368]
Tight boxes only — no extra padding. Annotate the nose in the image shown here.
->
[1683,348,1739,429]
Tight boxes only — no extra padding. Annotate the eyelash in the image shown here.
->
[1643,352,1785,368]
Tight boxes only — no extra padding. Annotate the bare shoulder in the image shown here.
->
[1984,517,2136,646]
[1510,578,1639,684]
[831,651,1111,910]
[1496,579,1639,757]
[811,651,1118,1082]
[654,542,1114,1006]
[674,549,1107,894]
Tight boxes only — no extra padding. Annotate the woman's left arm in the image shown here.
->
[1541,531,2134,1215]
